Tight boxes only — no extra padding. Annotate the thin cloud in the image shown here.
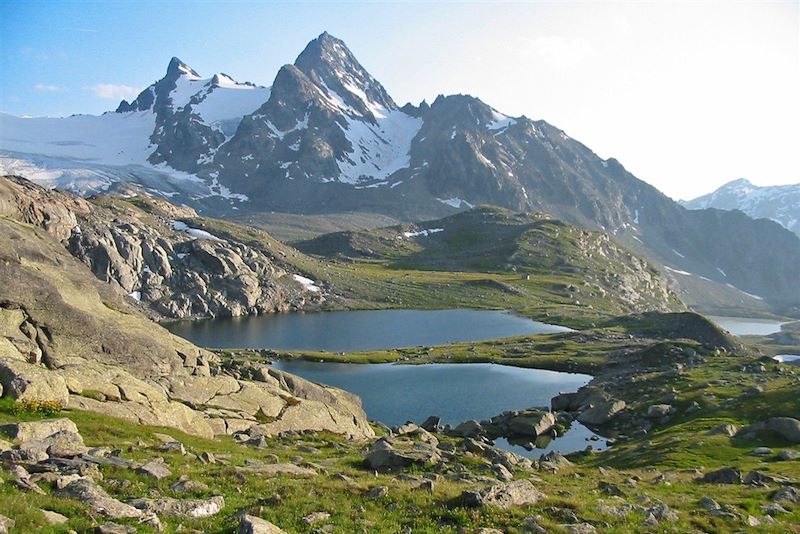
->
[34,83,63,92]
[89,83,140,100]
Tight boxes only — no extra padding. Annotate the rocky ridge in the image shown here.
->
[1,175,323,320]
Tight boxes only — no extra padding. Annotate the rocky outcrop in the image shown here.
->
[0,191,373,439]
[1,175,322,320]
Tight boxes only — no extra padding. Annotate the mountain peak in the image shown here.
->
[293,32,396,117]
[725,178,754,189]
[166,57,200,78]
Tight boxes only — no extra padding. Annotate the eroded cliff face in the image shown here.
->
[0,176,323,320]
[0,176,373,439]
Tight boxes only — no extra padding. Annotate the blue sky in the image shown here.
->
[1,0,798,199]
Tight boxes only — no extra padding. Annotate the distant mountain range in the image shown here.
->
[2,32,800,316]
[682,178,800,237]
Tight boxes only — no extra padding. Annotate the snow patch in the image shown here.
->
[128,291,142,301]
[437,197,474,209]
[403,228,444,238]
[664,266,692,276]
[292,274,320,293]
[487,109,516,133]
[336,109,422,185]
[171,220,223,241]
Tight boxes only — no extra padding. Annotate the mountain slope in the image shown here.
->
[297,206,683,315]
[682,178,800,237]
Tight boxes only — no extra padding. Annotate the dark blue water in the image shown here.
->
[165,309,571,351]
[272,360,603,456]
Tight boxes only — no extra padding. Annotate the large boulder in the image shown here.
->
[365,439,441,470]
[1,418,78,442]
[507,411,556,437]
[239,515,287,534]
[0,359,70,405]
[577,400,626,425]
[461,479,546,509]
[58,479,142,519]
[765,417,800,443]
[129,495,225,518]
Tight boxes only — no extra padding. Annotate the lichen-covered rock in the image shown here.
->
[129,495,225,518]
[0,359,70,405]
[461,479,546,509]
[58,479,142,519]
[239,514,287,534]
[1,418,78,442]
[577,400,626,425]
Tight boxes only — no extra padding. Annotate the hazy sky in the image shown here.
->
[1,0,798,200]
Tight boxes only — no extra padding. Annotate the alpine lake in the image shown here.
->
[166,309,607,456]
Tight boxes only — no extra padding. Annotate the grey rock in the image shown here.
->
[0,515,15,534]
[1,418,78,442]
[759,503,790,515]
[129,495,225,518]
[136,458,171,479]
[750,447,773,456]
[40,509,69,525]
[700,467,742,484]
[770,486,799,504]
[58,479,142,518]
[698,496,720,511]
[365,440,441,470]
[452,420,484,438]
[420,415,441,432]
[765,417,800,443]
[706,423,737,436]
[599,481,625,496]
[303,511,331,525]
[238,514,287,534]
[777,449,800,461]
[95,523,136,534]
[169,476,209,493]
[561,524,596,534]
[366,486,389,498]
[577,400,626,425]
[461,479,546,509]
[646,404,673,418]
[491,463,514,482]
[507,411,556,437]
[538,451,573,472]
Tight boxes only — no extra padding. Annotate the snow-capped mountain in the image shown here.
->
[682,178,800,237]
[0,57,269,201]
[3,32,800,315]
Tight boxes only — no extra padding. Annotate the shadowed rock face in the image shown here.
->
[0,176,373,439]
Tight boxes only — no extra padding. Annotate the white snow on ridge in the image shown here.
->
[725,283,764,301]
[664,266,692,276]
[437,197,474,209]
[487,109,516,133]
[171,220,223,241]
[403,227,444,238]
[292,274,320,292]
